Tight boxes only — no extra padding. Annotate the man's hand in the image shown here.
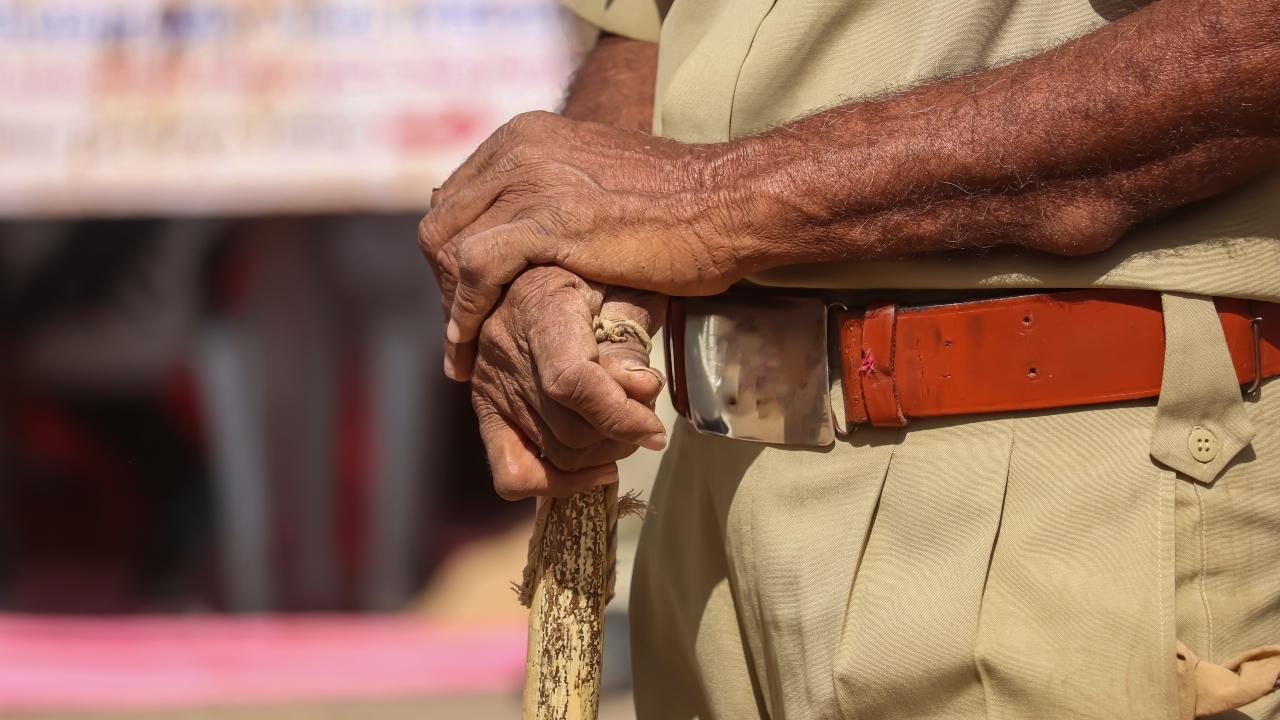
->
[471,265,666,500]
[420,110,743,374]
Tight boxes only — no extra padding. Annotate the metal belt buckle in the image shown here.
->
[666,294,834,446]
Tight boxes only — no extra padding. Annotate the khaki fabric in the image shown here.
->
[560,0,662,43]
[631,374,1280,720]
[564,0,1280,303]
[1150,293,1256,485]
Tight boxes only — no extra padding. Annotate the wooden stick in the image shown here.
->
[521,487,612,720]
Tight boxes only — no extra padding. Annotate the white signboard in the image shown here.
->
[0,0,576,216]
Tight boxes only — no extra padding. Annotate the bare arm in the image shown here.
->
[719,0,1280,267]
[426,0,1280,347]
[561,32,658,131]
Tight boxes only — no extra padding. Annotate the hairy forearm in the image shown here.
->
[561,33,658,132]
[707,0,1280,270]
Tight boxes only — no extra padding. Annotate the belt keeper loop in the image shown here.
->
[1245,300,1264,398]
[664,298,690,416]
[859,301,907,427]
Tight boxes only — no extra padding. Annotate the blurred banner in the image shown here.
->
[0,0,575,217]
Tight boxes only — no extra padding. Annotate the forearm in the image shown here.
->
[711,0,1280,269]
[561,33,667,329]
[561,33,658,132]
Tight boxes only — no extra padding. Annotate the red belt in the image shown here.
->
[671,289,1280,429]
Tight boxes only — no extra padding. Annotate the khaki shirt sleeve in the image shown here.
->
[560,0,661,43]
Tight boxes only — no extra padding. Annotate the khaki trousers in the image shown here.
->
[630,299,1280,720]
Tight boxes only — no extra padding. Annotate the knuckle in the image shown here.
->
[417,214,440,253]
[493,476,530,502]
[574,441,637,469]
[498,146,543,173]
[595,402,632,436]
[556,424,603,450]
[542,445,586,473]
[542,362,585,405]
[478,314,505,346]
[452,285,482,317]
[503,112,537,141]
[510,110,553,131]
[453,240,487,279]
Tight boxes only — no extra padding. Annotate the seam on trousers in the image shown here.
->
[1159,469,1172,720]
[833,435,900,646]
[830,434,901,720]
[974,432,1015,720]
[1194,484,1216,660]
[728,461,774,720]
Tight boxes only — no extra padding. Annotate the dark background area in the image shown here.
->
[0,216,520,615]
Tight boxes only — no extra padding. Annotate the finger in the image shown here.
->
[422,168,509,264]
[596,292,668,404]
[443,336,477,382]
[538,430,640,471]
[524,296,666,448]
[538,358,667,450]
[448,219,552,346]
[480,416,618,501]
[537,398,609,449]
[439,210,530,381]
[476,376,637,468]
[599,343,665,406]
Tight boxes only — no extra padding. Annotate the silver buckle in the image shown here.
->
[673,294,834,446]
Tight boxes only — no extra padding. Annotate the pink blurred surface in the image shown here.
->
[0,614,527,711]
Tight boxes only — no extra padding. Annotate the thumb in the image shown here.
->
[598,342,665,406]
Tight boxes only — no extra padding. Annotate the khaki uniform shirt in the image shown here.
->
[563,0,1280,302]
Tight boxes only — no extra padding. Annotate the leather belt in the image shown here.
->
[668,289,1280,436]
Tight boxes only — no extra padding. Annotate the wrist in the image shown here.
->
[679,135,822,277]
[508,266,604,318]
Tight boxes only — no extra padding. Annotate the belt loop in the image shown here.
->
[1244,300,1264,398]
[664,298,689,416]
[1149,293,1256,485]
[859,301,907,427]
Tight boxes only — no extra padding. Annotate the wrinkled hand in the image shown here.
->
[471,265,667,500]
[419,110,750,381]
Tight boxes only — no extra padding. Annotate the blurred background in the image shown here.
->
[0,2,662,717]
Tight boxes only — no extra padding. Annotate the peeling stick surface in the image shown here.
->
[522,488,611,720]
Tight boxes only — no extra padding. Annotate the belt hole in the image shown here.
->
[1022,314,1033,326]
[1027,366,1039,378]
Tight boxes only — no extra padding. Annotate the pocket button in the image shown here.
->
[1187,426,1219,464]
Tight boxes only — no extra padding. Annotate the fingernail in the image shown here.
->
[628,366,666,388]
[640,432,667,451]
[443,354,458,380]
[446,320,461,343]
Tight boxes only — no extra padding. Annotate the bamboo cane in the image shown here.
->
[521,487,612,720]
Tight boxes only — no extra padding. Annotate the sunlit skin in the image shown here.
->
[420,0,1280,498]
